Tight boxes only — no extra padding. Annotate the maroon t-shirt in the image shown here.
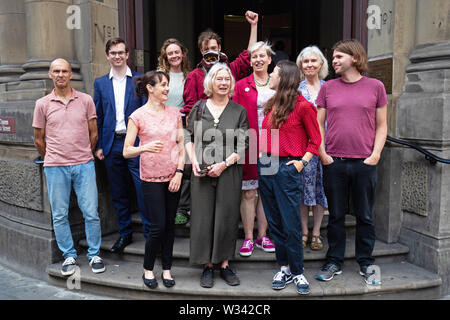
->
[316,76,388,158]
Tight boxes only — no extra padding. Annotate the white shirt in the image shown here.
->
[166,72,185,111]
[109,67,132,133]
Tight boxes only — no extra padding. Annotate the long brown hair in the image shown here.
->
[332,39,368,74]
[264,60,300,129]
[157,38,191,80]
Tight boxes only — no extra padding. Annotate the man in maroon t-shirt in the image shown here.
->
[315,40,388,285]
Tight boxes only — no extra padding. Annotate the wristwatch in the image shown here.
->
[224,159,230,167]
[301,159,309,168]
[176,168,184,174]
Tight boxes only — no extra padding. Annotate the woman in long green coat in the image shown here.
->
[185,63,249,288]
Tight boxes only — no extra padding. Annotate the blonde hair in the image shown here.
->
[203,63,235,98]
[249,41,275,57]
[296,46,329,80]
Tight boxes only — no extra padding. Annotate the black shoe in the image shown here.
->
[161,274,176,288]
[111,235,132,253]
[220,266,240,286]
[142,274,158,289]
[200,267,214,288]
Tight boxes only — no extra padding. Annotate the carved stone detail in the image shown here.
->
[401,161,428,216]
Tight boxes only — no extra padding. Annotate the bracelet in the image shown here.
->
[176,169,184,174]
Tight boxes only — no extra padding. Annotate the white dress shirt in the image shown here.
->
[109,67,132,133]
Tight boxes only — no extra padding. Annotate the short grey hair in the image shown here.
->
[296,46,329,80]
[203,63,235,98]
[249,41,275,57]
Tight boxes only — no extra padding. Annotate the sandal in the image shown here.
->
[175,211,189,225]
[302,233,309,248]
[310,235,323,251]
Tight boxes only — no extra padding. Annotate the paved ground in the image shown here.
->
[0,262,114,300]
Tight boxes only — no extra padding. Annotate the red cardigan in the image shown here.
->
[233,74,259,181]
[181,50,251,115]
[260,95,321,157]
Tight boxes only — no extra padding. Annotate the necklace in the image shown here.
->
[255,75,270,87]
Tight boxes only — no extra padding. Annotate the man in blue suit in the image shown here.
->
[94,37,150,253]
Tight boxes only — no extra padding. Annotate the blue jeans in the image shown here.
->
[258,155,304,275]
[44,160,101,260]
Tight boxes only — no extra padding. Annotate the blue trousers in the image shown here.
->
[44,161,101,260]
[104,137,150,238]
[258,155,304,275]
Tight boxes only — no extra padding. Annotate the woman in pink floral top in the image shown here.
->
[123,71,184,289]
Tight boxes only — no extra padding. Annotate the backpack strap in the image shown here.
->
[196,99,207,121]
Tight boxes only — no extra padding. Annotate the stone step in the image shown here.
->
[80,233,410,269]
[131,212,357,238]
[46,256,442,299]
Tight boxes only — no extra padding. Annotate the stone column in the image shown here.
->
[371,0,417,243]
[396,0,450,294]
[0,0,27,84]
[18,0,83,98]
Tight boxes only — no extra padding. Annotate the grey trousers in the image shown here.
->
[189,165,243,265]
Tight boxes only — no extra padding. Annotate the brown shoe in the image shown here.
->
[302,233,309,248]
[310,235,323,251]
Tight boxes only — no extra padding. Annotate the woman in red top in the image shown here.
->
[233,41,276,257]
[258,60,321,295]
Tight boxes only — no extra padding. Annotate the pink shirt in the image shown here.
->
[316,76,388,158]
[32,89,97,167]
[129,105,181,182]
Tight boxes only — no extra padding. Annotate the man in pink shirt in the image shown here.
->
[33,59,105,277]
[315,40,388,284]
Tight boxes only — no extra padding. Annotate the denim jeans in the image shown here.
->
[44,160,101,260]
[323,158,377,268]
[258,155,304,275]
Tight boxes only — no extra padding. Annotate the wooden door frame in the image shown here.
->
[343,0,368,49]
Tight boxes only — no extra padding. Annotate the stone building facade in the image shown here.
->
[0,0,449,295]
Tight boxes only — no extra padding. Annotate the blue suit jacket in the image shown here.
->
[94,70,145,157]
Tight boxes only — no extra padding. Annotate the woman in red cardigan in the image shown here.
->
[258,60,321,295]
[234,41,276,257]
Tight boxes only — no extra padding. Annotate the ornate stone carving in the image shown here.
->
[401,161,428,216]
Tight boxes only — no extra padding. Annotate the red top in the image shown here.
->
[233,74,259,181]
[260,95,321,157]
[181,50,251,115]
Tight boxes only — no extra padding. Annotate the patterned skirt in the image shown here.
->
[302,155,328,208]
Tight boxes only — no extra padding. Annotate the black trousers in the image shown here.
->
[323,158,377,268]
[141,181,180,271]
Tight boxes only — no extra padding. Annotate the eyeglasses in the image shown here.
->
[109,51,127,57]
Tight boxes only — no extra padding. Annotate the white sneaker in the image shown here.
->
[61,257,77,276]
[89,256,105,274]
[293,274,311,295]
